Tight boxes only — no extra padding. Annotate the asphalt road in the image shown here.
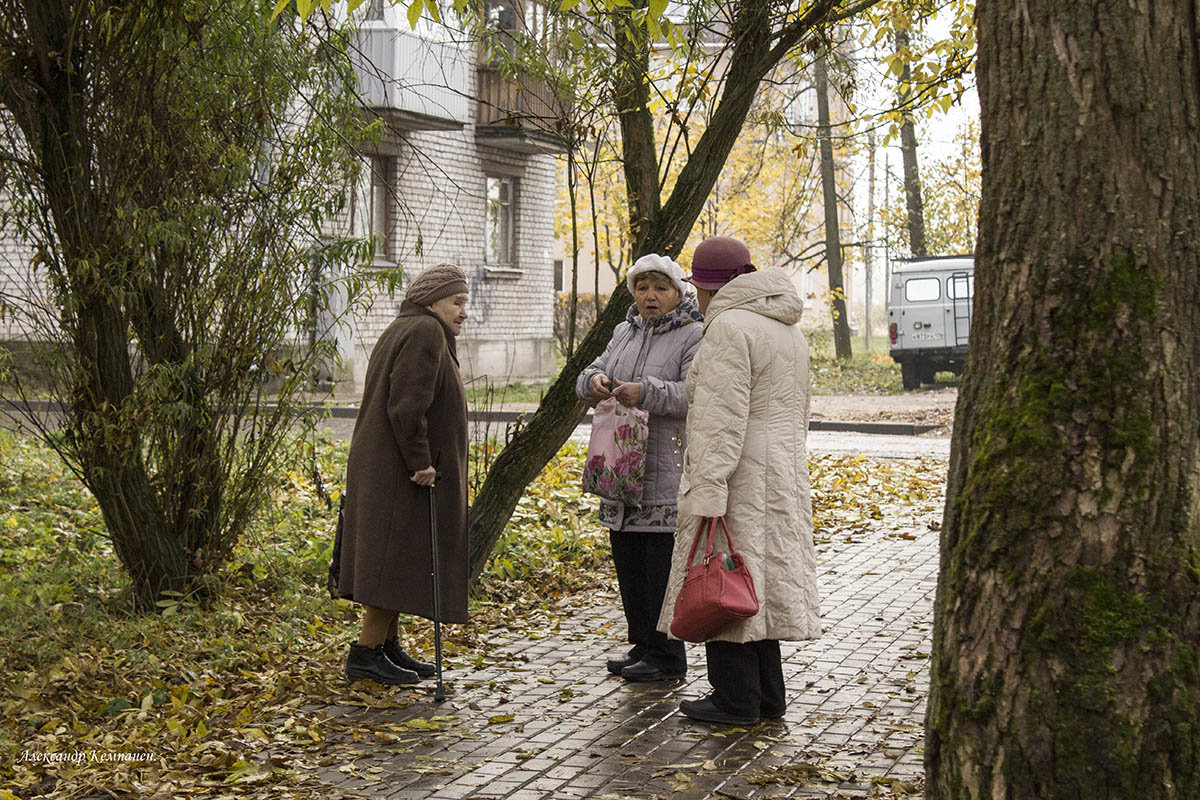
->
[2,407,953,461]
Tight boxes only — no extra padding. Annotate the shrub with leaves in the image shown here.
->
[0,1,375,607]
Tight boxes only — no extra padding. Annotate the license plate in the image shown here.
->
[909,332,941,341]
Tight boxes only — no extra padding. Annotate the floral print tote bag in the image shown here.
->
[582,397,650,506]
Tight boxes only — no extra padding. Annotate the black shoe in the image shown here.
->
[761,706,786,720]
[346,643,420,686]
[383,637,436,678]
[606,646,646,676]
[620,659,686,682]
[679,696,760,726]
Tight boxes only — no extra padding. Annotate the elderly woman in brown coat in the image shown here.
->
[335,263,470,685]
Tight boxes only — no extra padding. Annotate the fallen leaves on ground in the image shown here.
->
[0,431,942,799]
[0,433,610,799]
[744,760,855,786]
[811,455,947,546]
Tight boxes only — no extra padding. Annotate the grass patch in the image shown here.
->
[808,330,905,395]
[464,378,550,406]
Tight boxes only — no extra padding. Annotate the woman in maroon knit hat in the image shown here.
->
[660,237,820,726]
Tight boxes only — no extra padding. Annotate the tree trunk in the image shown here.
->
[896,27,927,257]
[926,2,1200,797]
[814,48,852,360]
[566,147,580,355]
[3,1,361,609]
[864,129,876,350]
[613,12,659,252]
[9,3,189,608]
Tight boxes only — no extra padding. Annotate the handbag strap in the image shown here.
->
[686,515,739,566]
[685,516,739,566]
[714,516,739,556]
[684,517,711,566]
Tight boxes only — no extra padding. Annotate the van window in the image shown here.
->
[905,277,941,302]
[948,275,974,299]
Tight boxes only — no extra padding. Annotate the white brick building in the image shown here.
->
[335,5,561,387]
[0,5,562,391]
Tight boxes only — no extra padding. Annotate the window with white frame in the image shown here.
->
[369,156,391,261]
[485,175,515,265]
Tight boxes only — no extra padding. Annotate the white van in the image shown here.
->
[887,255,973,390]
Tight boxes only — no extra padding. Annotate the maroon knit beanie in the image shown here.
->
[406,263,468,306]
[686,237,756,289]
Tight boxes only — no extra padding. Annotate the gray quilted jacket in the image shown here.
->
[576,295,704,508]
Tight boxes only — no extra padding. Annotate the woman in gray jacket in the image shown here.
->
[576,254,704,682]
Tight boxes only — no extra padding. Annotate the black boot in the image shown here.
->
[383,637,436,678]
[346,643,419,685]
[606,645,647,676]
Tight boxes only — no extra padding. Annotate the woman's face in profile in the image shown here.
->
[634,275,681,320]
[428,292,469,336]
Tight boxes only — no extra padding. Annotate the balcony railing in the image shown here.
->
[476,66,566,153]
[352,27,471,130]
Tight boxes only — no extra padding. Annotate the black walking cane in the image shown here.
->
[427,473,446,702]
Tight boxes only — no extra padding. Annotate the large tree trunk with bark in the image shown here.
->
[926,2,1200,797]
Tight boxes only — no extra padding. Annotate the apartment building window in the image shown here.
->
[486,0,518,31]
[553,259,564,292]
[485,175,514,265]
[369,156,391,261]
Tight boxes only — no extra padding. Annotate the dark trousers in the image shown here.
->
[609,530,687,672]
[705,639,786,718]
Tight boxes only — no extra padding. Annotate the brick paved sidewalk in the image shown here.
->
[311,494,941,799]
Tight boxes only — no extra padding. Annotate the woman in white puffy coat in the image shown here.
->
[657,237,820,726]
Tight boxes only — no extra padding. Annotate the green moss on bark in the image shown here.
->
[934,247,1199,797]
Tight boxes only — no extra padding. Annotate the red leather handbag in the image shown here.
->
[669,516,760,643]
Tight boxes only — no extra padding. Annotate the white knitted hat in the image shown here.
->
[625,253,689,297]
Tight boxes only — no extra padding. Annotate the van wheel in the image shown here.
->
[918,363,937,385]
[900,360,921,390]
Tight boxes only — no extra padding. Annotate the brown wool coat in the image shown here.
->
[336,300,469,622]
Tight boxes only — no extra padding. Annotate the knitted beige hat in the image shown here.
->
[406,263,468,306]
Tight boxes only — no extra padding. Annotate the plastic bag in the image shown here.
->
[581,396,649,506]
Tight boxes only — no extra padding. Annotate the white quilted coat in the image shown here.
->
[656,269,821,643]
